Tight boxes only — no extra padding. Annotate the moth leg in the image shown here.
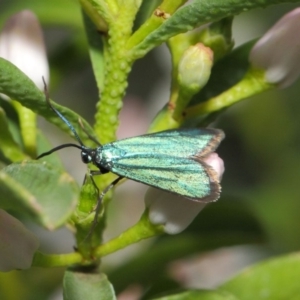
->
[88,176,123,238]
[89,173,100,196]
[86,169,110,210]
[90,170,104,176]
[82,173,100,201]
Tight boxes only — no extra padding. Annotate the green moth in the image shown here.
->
[38,89,224,204]
[98,128,224,202]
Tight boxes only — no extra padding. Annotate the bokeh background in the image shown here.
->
[0,1,300,299]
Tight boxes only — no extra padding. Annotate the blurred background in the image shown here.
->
[0,1,300,299]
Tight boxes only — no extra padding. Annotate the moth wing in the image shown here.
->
[109,154,221,202]
[109,128,224,158]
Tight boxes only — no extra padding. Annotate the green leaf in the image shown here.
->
[36,130,64,170]
[83,11,105,92]
[153,290,238,300]
[222,252,300,299]
[0,107,28,162]
[0,161,79,229]
[130,0,300,58]
[63,270,116,300]
[0,0,82,30]
[0,57,96,146]
[0,96,22,146]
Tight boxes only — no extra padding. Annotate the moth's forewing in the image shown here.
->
[101,129,225,202]
[107,128,224,158]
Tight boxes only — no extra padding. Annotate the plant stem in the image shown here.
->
[94,211,164,257]
[184,68,272,118]
[32,251,83,268]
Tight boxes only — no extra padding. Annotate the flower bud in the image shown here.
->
[0,209,39,271]
[178,43,213,95]
[249,8,300,88]
[0,10,49,89]
[145,153,224,234]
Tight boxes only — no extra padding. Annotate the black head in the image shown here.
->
[80,147,109,174]
[81,148,97,165]
[81,150,92,164]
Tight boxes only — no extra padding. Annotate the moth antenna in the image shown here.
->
[78,118,102,146]
[42,77,85,146]
[37,143,83,159]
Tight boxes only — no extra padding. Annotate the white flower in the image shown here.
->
[249,8,300,88]
[0,209,39,271]
[145,153,224,234]
[0,10,49,89]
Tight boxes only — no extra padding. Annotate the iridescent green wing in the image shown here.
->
[109,128,224,158]
[110,154,220,202]
[103,129,224,202]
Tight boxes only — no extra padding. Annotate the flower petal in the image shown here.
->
[249,8,300,88]
[0,10,49,89]
[145,188,207,234]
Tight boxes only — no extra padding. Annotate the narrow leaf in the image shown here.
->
[0,107,27,162]
[130,0,300,58]
[0,57,96,145]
